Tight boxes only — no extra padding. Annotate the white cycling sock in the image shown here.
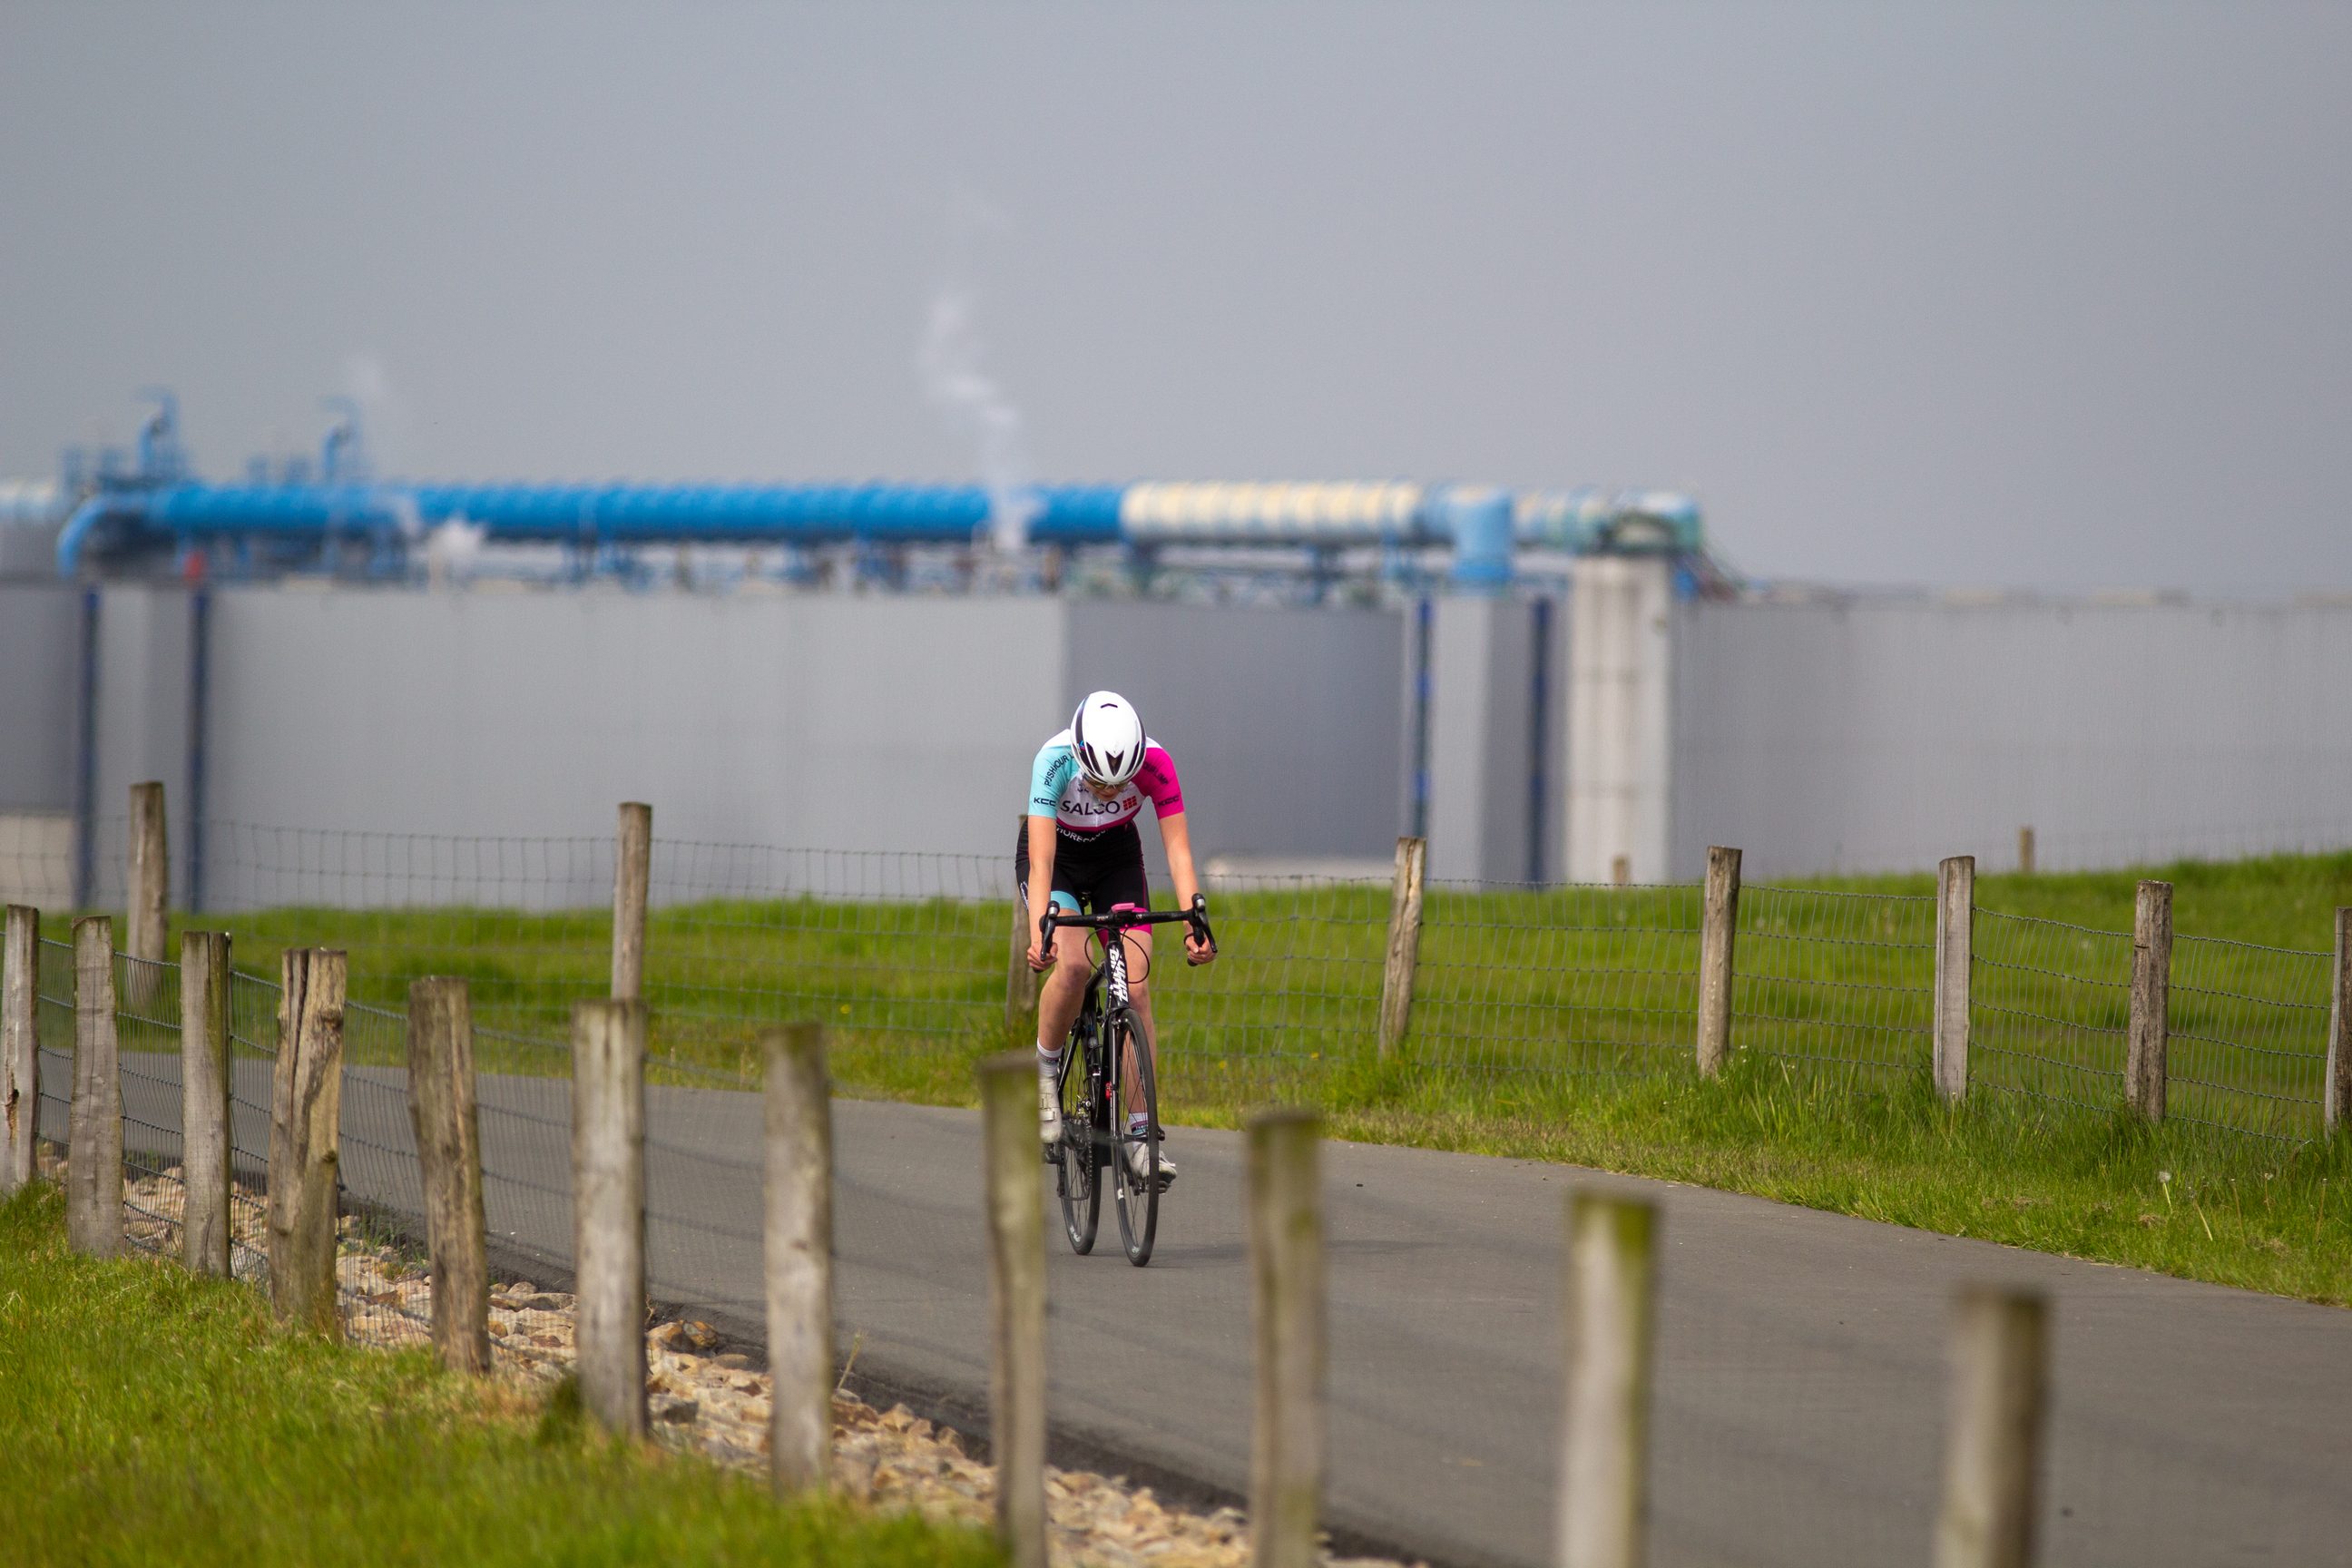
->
[1037,1043,1062,1076]
[1127,1111,1150,1132]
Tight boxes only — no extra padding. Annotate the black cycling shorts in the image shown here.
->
[1015,818,1152,919]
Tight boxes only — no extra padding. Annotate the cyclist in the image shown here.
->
[1020,690,1215,1187]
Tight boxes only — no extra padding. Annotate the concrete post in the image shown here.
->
[1932,1289,2048,1568]
[765,1023,834,1496]
[1934,857,1975,1105]
[180,930,232,1276]
[1695,847,1740,1077]
[980,1052,1046,1568]
[2,906,37,1195]
[572,997,648,1436]
[1556,1192,1658,1568]
[269,948,346,1337]
[407,976,491,1374]
[2126,880,2172,1122]
[1249,1108,1325,1568]
[67,916,122,1258]
[1565,555,1674,885]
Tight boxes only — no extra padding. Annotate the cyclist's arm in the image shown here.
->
[1025,813,1060,968]
[1157,812,1216,963]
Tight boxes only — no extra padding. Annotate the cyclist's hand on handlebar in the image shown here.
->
[1028,913,1055,972]
[1183,895,1219,966]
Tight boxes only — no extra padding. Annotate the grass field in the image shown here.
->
[0,1181,1002,1568]
[21,850,2352,1302]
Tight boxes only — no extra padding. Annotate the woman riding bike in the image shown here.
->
[1019,691,1215,1187]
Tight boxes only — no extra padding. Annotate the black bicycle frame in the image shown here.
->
[1040,901,1216,1138]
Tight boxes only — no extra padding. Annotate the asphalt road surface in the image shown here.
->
[65,1051,2352,1568]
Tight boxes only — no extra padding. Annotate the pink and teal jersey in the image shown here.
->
[1027,728,1184,835]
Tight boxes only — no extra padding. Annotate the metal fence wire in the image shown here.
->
[1403,882,1703,1080]
[10,828,2348,1338]
[1970,911,2134,1114]
[2167,934,2333,1143]
[31,936,459,1347]
[1734,887,1936,1086]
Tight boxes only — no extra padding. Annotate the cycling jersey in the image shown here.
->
[1015,818,1151,916]
[1027,728,1184,838]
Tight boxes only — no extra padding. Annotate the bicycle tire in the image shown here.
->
[1111,1009,1161,1267]
[1054,1023,1101,1256]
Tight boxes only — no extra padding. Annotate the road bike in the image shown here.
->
[1040,897,1216,1267]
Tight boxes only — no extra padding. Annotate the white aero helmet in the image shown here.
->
[1070,691,1147,789]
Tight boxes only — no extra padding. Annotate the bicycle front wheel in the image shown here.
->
[1054,1034,1101,1256]
[1111,1012,1161,1267]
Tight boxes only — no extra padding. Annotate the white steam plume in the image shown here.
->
[343,354,413,478]
[918,284,1039,553]
[346,354,422,541]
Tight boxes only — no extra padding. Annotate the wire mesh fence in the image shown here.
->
[195,828,1016,1083]
[12,824,2352,1568]
[1734,887,1936,1086]
[11,823,2349,1354]
[32,936,446,1346]
[2167,934,2333,1143]
[1151,877,1389,1098]
[1402,882,1705,1080]
[1970,911,2135,1114]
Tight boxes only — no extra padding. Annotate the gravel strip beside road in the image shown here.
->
[62,1159,1412,1568]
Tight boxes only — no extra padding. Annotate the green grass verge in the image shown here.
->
[0,1182,1002,1568]
[24,851,2352,1305]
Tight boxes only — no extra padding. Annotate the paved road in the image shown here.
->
[68,1051,2352,1568]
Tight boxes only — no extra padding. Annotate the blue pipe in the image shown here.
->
[54,475,1706,578]
[135,482,1128,546]
[1443,487,1513,593]
[54,491,150,576]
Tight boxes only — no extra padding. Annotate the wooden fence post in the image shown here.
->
[127,782,169,1007]
[2,905,37,1196]
[612,802,651,1002]
[980,1052,1046,1568]
[1249,1108,1325,1568]
[67,916,122,1258]
[1557,1191,1658,1568]
[1007,816,1040,1035]
[270,948,346,1337]
[1695,847,1741,1078]
[2328,908,2352,1137]
[407,976,491,1373]
[766,1022,834,1496]
[180,930,233,1276]
[2126,880,2172,1122]
[1377,837,1427,1060]
[1932,1288,2048,1568]
[573,996,648,1436]
[2016,827,2035,877]
[1934,857,1975,1105]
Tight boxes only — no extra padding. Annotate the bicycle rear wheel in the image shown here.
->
[1111,1011,1161,1267]
[1054,1028,1101,1255]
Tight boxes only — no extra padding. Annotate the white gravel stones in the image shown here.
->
[56,1153,1420,1568]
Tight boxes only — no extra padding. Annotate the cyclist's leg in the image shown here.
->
[1034,898,1092,1044]
[1021,822,1096,1142]
[1023,824,1094,1058]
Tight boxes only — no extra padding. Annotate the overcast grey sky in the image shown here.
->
[3,2,2346,593]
